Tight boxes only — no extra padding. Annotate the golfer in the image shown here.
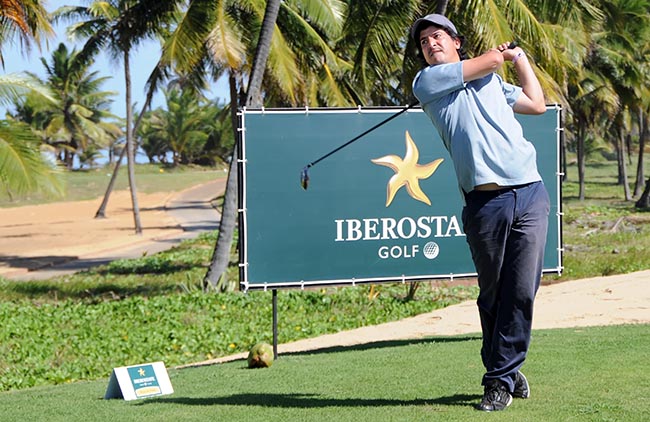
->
[411,14,549,411]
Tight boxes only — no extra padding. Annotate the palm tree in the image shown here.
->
[632,2,650,198]
[54,0,179,233]
[139,87,209,166]
[634,101,649,197]
[14,43,122,169]
[336,0,421,106]
[606,0,647,201]
[0,85,55,200]
[0,0,53,65]
[636,179,650,209]
[159,0,349,290]
[578,0,650,201]
[1,0,60,197]
[137,110,167,164]
[200,101,234,165]
[203,0,283,291]
[568,73,618,201]
[162,0,349,107]
[0,117,64,199]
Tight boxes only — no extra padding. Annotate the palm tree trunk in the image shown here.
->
[634,107,647,197]
[636,177,650,209]
[65,150,73,169]
[245,0,281,107]
[204,72,240,291]
[435,1,450,15]
[577,124,586,201]
[94,84,155,219]
[95,146,126,218]
[124,49,143,234]
[617,126,631,201]
[203,0,282,291]
[626,133,633,165]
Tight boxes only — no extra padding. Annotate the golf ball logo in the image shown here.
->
[375,242,441,260]
[423,242,440,259]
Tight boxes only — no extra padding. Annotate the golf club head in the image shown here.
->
[300,167,310,190]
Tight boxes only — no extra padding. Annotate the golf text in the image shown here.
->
[334,215,465,260]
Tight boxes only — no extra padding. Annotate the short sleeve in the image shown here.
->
[500,77,522,107]
[412,63,464,106]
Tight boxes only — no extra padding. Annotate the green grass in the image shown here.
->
[0,164,227,207]
[0,232,478,392]
[0,324,647,422]
[555,153,650,279]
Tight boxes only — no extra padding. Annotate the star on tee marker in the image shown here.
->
[371,131,443,207]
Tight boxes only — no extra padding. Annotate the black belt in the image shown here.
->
[464,181,537,200]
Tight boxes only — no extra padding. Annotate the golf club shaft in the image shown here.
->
[305,100,419,169]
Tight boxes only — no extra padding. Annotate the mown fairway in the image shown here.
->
[0,325,648,422]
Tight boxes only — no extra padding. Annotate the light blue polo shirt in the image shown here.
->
[412,62,542,194]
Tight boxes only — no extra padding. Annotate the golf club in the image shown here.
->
[300,100,419,190]
[299,41,518,190]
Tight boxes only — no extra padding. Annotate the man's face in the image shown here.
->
[418,26,461,66]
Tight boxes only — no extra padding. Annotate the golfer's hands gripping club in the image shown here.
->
[497,41,521,61]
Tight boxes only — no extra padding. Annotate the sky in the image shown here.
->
[2,0,229,119]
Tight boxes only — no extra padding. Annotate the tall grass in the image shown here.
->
[556,153,650,279]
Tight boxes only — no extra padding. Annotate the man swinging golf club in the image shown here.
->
[411,14,549,411]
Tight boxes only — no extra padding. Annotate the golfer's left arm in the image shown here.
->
[501,45,546,115]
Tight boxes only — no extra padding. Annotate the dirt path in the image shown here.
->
[0,188,199,277]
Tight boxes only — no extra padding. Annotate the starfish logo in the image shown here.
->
[371,131,443,207]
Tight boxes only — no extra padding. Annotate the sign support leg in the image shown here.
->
[272,289,278,359]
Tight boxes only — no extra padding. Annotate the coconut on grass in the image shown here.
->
[247,342,274,368]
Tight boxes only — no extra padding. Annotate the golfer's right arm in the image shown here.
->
[461,49,504,81]
[463,44,546,114]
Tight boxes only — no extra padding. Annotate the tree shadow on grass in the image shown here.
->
[96,261,197,275]
[138,339,483,411]
[279,336,481,358]
[0,254,77,272]
[137,392,481,409]
[7,281,178,301]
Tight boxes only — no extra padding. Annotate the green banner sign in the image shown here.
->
[239,107,562,291]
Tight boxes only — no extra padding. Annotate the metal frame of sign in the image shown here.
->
[238,106,563,292]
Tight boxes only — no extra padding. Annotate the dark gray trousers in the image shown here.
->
[462,181,550,392]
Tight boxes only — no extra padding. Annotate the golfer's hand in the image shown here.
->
[496,42,522,61]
